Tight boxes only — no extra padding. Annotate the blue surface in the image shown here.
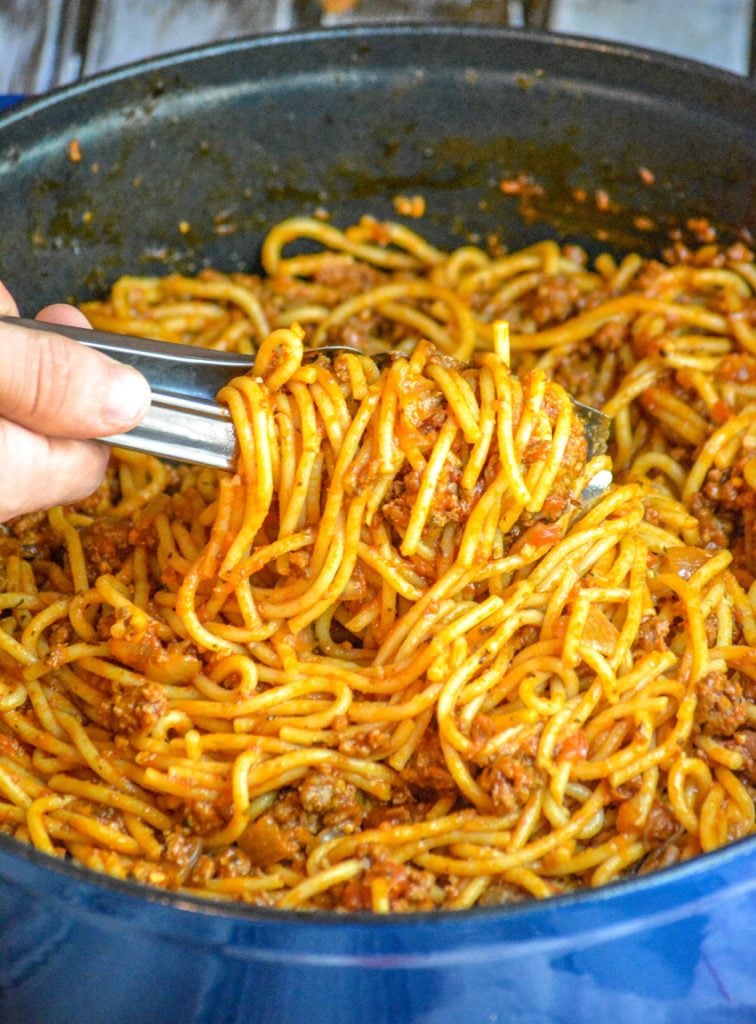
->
[0,94,23,112]
[0,833,755,1024]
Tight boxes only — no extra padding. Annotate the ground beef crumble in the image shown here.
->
[695,670,748,738]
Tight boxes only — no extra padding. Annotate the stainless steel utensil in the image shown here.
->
[2,317,611,485]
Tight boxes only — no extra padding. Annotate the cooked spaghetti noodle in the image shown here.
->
[0,214,754,911]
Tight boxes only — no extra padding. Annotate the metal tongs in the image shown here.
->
[6,316,256,470]
[4,317,611,494]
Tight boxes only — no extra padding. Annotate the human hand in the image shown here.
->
[0,282,151,522]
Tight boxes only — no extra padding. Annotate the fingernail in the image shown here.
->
[103,364,151,430]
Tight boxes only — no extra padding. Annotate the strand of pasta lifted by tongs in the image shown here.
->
[3,316,612,518]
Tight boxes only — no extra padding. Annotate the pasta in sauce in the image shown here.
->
[0,215,754,911]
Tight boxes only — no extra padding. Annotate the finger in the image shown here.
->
[0,281,19,317]
[0,317,151,439]
[0,418,109,523]
[36,303,92,330]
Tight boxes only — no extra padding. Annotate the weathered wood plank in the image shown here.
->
[550,0,751,74]
[83,0,294,77]
[317,0,511,25]
[0,0,67,93]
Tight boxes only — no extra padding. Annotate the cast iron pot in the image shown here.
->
[0,26,754,1024]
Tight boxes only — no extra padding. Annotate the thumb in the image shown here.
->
[0,280,19,317]
[0,314,151,439]
[36,302,92,331]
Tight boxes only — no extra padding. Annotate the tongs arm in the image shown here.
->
[2,317,252,470]
[2,317,612,492]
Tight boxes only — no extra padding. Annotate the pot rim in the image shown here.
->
[0,22,753,135]
[1,818,754,930]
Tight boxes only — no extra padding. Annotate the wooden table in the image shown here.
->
[0,0,751,95]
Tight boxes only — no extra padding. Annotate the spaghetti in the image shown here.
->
[0,214,754,911]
